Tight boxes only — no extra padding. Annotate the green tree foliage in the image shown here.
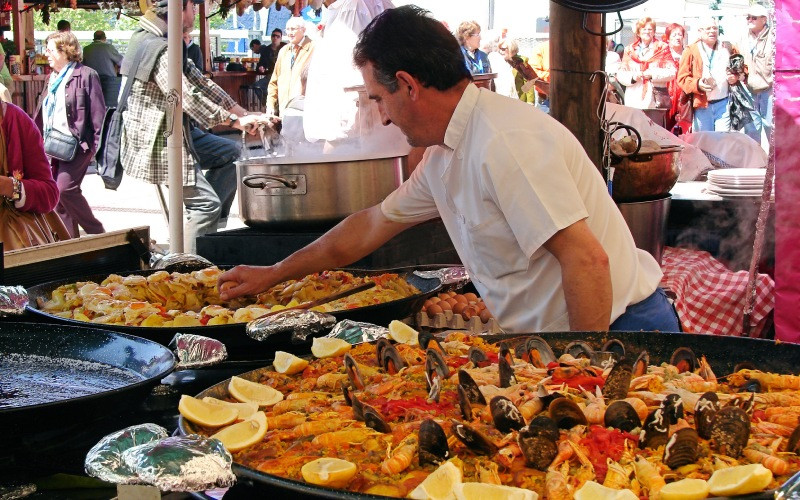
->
[32,8,139,31]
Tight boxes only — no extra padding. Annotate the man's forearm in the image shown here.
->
[561,260,612,331]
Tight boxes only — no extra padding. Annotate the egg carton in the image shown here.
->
[414,310,503,334]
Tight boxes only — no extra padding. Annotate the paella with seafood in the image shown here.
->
[180,331,800,498]
[37,268,420,327]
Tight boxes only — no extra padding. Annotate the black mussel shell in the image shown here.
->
[733,361,757,373]
[499,355,517,388]
[528,415,560,441]
[419,330,442,352]
[661,393,684,423]
[344,353,365,391]
[375,337,392,366]
[458,370,487,405]
[670,347,698,373]
[741,379,762,394]
[694,391,720,440]
[451,420,498,456]
[499,341,514,365]
[418,419,449,466]
[710,406,750,458]
[726,392,755,416]
[640,408,669,449]
[564,341,595,360]
[788,424,800,455]
[602,339,626,360]
[525,336,557,369]
[363,404,391,433]
[379,342,406,374]
[603,359,633,401]
[664,428,700,469]
[458,385,474,421]
[549,398,588,429]
[343,386,365,421]
[632,350,649,377]
[342,384,354,406]
[490,396,525,433]
[425,348,450,402]
[589,351,617,369]
[518,424,559,471]
[468,346,489,366]
[535,384,564,412]
[604,400,641,432]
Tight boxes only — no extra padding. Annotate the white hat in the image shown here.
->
[747,4,769,18]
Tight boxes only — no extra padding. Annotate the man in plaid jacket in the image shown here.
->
[120,0,264,252]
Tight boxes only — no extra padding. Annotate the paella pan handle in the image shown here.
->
[242,174,299,190]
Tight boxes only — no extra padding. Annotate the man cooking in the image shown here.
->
[220,5,677,333]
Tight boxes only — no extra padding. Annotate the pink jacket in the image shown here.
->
[2,102,59,213]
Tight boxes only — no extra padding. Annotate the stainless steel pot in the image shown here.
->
[236,156,407,228]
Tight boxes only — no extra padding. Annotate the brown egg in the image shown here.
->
[427,304,443,315]
[479,308,492,323]
[462,306,478,320]
[430,296,441,304]
[445,298,458,308]
[476,301,487,311]
[463,292,478,302]
[452,302,468,315]
[454,295,468,304]
[439,301,453,311]
[447,291,457,298]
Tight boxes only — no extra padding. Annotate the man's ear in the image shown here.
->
[395,71,419,99]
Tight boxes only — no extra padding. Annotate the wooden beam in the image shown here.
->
[11,0,22,57]
[199,0,210,71]
[549,1,604,171]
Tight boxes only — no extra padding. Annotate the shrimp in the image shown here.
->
[475,459,502,485]
[755,392,800,407]
[266,411,307,429]
[291,418,350,437]
[315,373,349,390]
[634,456,666,500]
[603,458,631,490]
[311,427,381,446]
[582,386,606,425]
[767,414,800,428]
[754,421,796,438]
[519,396,545,422]
[381,434,418,475]
[728,369,800,391]
[544,462,572,500]
[743,448,790,475]
[496,442,523,469]
[621,397,648,422]
[549,439,575,468]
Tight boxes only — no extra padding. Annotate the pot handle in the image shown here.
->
[242,174,298,190]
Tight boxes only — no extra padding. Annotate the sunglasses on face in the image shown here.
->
[746,15,764,20]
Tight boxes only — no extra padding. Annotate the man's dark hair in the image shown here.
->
[154,0,192,19]
[272,28,283,36]
[94,30,106,41]
[56,19,71,31]
[353,5,470,93]
[250,39,262,50]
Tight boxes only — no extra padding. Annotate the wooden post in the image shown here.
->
[11,0,22,57]
[549,1,604,171]
[199,0,211,70]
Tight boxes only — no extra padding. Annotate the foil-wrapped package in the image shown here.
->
[0,286,28,316]
[413,266,469,288]
[85,423,169,484]
[151,252,214,273]
[120,434,235,492]
[247,309,336,342]
[326,320,389,345]
[170,334,228,369]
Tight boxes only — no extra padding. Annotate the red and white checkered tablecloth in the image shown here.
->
[659,247,775,337]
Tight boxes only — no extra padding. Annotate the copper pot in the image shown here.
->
[611,149,680,202]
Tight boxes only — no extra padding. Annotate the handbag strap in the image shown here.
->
[118,38,164,113]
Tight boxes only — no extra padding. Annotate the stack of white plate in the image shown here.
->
[706,168,767,197]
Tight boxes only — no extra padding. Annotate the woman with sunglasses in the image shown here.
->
[616,17,675,110]
[456,21,492,76]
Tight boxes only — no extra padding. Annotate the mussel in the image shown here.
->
[344,353,366,391]
[418,419,449,466]
[419,330,443,352]
[564,341,594,360]
[694,391,720,440]
[499,341,514,365]
[726,392,755,416]
[468,346,489,366]
[527,415,560,441]
[602,359,633,401]
[343,386,365,420]
[601,339,626,360]
[788,424,800,455]
[518,424,559,471]
[733,361,757,373]
[458,386,474,421]
[499,355,517,388]
[670,347,698,373]
[377,339,406,374]
[740,379,762,393]
[549,398,588,429]
[425,348,450,403]
[451,420,498,456]
[375,337,392,366]
[663,428,700,469]
[363,404,391,433]
[661,393,684,424]
[709,406,750,458]
[632,351,649,377]
[639,408,669,449]
[490,396,525,433]
[604,400,641,432]
[524,336,557,369]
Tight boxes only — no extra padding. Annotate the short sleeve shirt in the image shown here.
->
[382,84,662,332]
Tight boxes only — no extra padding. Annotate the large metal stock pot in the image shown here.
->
[236,155,407,228]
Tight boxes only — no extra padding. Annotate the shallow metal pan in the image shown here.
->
[180,330,800,499]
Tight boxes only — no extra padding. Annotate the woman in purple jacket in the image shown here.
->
[36,30,105,237]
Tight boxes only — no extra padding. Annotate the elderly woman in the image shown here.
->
[498,39,535,103]
[456,21,492,75]
[663,23,690,133]
[616,17,676,110]
[35,31,106,238]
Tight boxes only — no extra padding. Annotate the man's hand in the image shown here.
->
[698,77,716,93]
[219,265,281,300]
[233,113,266,135]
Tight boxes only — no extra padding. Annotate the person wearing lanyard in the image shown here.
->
[456,21,492,76]
[266,17,314,118]
[677,17,732,133]
[35,31,106,238]
[219,6,678,334]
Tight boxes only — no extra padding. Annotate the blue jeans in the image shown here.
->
[610,288,681,332]
[182,128,240,253]
[752,88,773,146]
[693,97,730,133]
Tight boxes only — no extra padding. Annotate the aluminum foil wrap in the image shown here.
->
[0,285,28,316]
[151,252,214,273]
[85,423,169,484]
[170,334,228,369]
[413,266,469,288]
[326,320,389,345]
[120,434,235,492]
[246,309,336,342]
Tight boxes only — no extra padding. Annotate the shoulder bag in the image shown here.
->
[43,127,79,162]
[0,103,71,251]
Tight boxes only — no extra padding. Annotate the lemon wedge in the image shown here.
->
[211,411,268,452]
[273,351,310,375]
[574,481,638,500]
[178,394,238,428]
[228,376,284,406]
[707,463,772,497]
[455,482,538,500]
[300,457,358,489]
[387,320,420,345]
[201,397,260,420]
[660,478,710,500]
[408,461,463,500]
[310,337,352,359]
